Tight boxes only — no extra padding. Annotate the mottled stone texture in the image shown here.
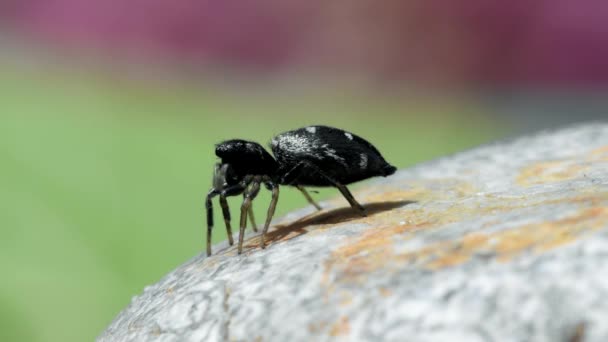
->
[99,123,608,342]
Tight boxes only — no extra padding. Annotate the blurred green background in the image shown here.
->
[0,63,502,342]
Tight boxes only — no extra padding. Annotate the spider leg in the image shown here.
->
[238,177,262,254]
[279,161,307,185]
[334,183,367,216]
[219,195,234,246]
[290,161,367,216]
[280,162,322,210]
[260,180,279,249]
[216,183,248,248]
[248,206,259,232]
[296,185,322,211]
[206,189,219,256]
[242,184,260,232]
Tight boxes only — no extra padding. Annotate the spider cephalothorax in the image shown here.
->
[206,125,396,256]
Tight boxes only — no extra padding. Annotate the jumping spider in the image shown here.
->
[206,125,396,255]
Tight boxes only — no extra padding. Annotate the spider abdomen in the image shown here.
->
[271,125,396,186]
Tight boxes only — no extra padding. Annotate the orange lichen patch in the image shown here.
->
[517,160,591,187]
[517,146,608,187]
[493,229,541,258]
[419,233,493,270]
[338,293,353,306]
[588,145,608,161]
[322,192,608,287]
[362,180,478,203]
[321,221,430,287]
[266,184,603,260]
[378,287,393,297]
[329,316,351,337]
[362,185,432,204]
[308,321,329,334]
[323,202,513,281]
[446,181,480,198]
[407,206,608,268]
[426,253,471,270]
[461,233,490,249]
[233,189,606,258]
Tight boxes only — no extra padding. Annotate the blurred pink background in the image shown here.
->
[4,0,608,86]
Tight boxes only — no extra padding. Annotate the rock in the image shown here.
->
[99,123,608,342]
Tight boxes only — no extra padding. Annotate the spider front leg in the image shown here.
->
[217,183,248,247]
[205,189,219,256]
[260,179,279,250]
[238,177,262,254]
[243,194,259,232]
[207,181,249,256]
[219,195,234,246]
[217,190,257,247]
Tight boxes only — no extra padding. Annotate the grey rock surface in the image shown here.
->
[99,123,608,342]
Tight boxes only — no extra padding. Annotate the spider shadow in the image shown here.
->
[262,200,416,245]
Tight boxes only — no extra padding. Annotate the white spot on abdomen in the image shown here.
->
[306,126,317,134]
[359,153,368,169]
[344,132,353,140]
[320,143,347,166]
[273,134,315,154]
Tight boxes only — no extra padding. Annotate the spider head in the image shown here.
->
[212,163,239,191]
[215,139,278,180]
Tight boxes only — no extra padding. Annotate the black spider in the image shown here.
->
[205,125,396,255]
